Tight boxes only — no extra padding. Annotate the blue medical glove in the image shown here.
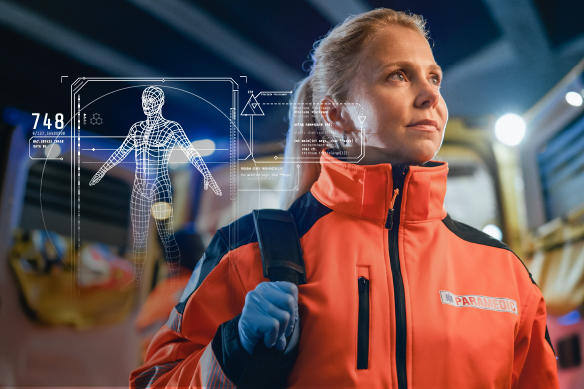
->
[238,281,299,355]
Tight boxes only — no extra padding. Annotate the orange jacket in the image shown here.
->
[130,150,559,388]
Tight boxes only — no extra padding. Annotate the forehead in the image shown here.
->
[360,24,437,70]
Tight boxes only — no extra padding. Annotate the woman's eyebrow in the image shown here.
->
[379,61,443,74]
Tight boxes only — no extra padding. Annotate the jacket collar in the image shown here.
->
[310,149,449,225]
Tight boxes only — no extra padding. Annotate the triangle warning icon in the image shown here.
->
[241,95,265,116]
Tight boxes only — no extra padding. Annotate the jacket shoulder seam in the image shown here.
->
[288,191,333,238]
[441,214,537,286]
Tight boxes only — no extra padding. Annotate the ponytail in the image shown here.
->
[278,76,324,209]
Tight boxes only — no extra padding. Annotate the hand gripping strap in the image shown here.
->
[252,209,306,285]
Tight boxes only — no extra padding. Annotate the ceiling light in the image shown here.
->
[565,91,583,107]
[494,113,526,146]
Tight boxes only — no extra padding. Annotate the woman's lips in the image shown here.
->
[406,124,438,132]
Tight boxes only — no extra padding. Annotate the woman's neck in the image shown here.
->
[330,145,423,166]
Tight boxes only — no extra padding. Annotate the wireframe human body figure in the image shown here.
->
[89,86,221,274]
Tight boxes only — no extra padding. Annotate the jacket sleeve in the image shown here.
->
[512,282,560,389]
[129,231,299,389]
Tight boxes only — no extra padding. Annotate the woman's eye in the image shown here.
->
[431,74,442,86]
[388,70,406,81]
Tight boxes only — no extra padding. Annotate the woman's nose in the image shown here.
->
[414,81,440,109]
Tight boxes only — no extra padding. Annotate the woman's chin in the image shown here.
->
[404,147,439,165]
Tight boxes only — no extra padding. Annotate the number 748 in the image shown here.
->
[32,113,64,130]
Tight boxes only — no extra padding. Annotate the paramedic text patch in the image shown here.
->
[439,290,518,315]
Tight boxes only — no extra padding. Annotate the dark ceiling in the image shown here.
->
[1,0,582,150]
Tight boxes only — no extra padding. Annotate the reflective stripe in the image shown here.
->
[165,309,182,333]
[200,343,235,389]
[134,360,182,389]
[181,255,203,302]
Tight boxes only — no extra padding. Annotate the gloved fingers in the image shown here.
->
[238,317,259,353]
[262,316,281,348]
[257,298,292,344]
[276,334,286,351]
[285,309,298,338]
[241,282,301,353]
[271,281,298,301]
[246,289,292,347]
[283,315,301,353]
[271,282,299,337]
[256,282,297,319]
[240,295,263,345]
[255,282,297,339]
[255,281,297,301]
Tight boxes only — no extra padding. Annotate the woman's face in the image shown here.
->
[345,24,448,165]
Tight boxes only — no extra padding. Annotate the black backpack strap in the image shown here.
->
[252,209,306,285]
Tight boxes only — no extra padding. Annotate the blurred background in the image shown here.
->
[0,0,583,387]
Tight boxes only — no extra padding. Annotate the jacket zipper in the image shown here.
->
[357,276,370,369]
[385,164,409,389]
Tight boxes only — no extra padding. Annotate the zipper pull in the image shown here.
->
[358,276,369,290]
[385,188,400,230]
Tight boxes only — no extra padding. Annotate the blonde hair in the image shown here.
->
[279,8,430,209]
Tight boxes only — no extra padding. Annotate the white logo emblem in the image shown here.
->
[439,290,518,315]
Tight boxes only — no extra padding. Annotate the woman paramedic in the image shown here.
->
[130,8,560,388]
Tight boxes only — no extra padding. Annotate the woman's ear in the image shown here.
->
[320,96,355,137]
